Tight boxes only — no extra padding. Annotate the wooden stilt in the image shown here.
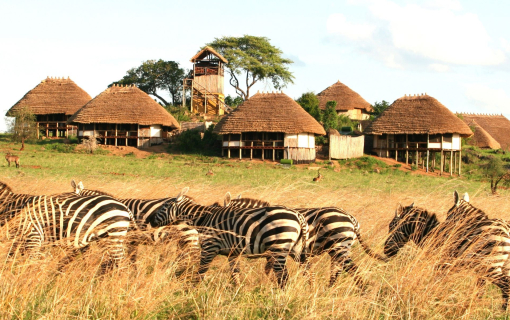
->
[250,142,253,160]
[450,150,453,176]
[426,134,429,172]
[273,141,275,161]
[405,134,409,165]
[228,134,231,158]
[459,149,462,176]
[262,142,265,161]
[386,136,389,158]
[440,136,444,176]
[239,133,242,160]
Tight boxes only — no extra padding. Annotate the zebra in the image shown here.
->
[3,192,134,270]
[384,200,510,310]
[71,181,200,272]
[221,193,388,287]
[154,187,309,288]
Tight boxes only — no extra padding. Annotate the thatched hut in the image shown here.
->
[459,114,510,150]
[317,81,373,120]
[213,92,326,163]
[364,94,472,175]
[68,85,180,148]
[6,77,92,138]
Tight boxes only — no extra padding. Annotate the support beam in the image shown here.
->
[239,133,242,160]
[273,141,275,161]
[250,141,253,160]
[450,150,453,176]
[115,124,118,146]
[440,136,444,176]
[426,134,430,172]
[405,134,409,165]
[262,142,265,161]
[228,134,231,158]
[459,149,462,176]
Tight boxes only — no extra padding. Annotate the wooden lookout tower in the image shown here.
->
[183,46,230,115]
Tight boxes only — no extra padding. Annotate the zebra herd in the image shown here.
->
[1,181,510,309]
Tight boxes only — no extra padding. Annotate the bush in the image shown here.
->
[315,136,327,146]
[175,124,220,155]
[81,136,99,154]
[45,143,76,153]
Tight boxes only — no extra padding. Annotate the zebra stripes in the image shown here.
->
[384,198,510,309]
[223,194,387,286]
[154,187,308,288]
[5,193,134,268]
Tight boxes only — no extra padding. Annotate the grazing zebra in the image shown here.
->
[155,187,309,288]
[72,181,200,270]
[222,193,387,287]
[384,200,510,309]
[4,193,134,269]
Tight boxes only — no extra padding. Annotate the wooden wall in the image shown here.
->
[194,75,224,94]
[329,135,364,159]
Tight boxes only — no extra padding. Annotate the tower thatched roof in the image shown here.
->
[213,92,326,135]
[364,94,473,137]
[6,77,91,116]
[317,81,373,112]
[68,85,180,129]
[190,46,228,63]
[464,120,500,149]
[460,114,510,150]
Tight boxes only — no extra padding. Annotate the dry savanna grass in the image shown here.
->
[1,149,510,319]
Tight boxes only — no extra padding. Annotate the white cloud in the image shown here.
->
[327,13,375,41]
[465,84,510,113]
[501,38,510,53]
[326,0,506,68]
[428,63,450,72]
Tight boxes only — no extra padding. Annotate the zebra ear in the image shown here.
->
[395,203,403,217]
[409,202,415,208]
[453,190,460,207]
[71,179,76,189]
[224,192,232,206]
[463,192,470,203]
[237,194,242,199]
[176,187,189,201]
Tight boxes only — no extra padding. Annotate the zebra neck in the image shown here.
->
[415,213,440,246]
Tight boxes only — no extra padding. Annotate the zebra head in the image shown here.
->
[152,187,194,227]
[447,190,488,222]
[384,202,438,257]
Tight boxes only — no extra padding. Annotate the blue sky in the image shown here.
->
[1,0,509,132]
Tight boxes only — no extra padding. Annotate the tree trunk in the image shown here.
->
[20,137,25,151]
[151,92,169,106]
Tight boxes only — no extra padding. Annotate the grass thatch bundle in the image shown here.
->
[365,94,473,136]
[317,80,373,112]
[6,77,92,116]
[213,92,326,135]
[190,46,228,63]
[68,85,180,129]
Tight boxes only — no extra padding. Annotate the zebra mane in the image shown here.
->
[0,181,13,194]
[230,197,271,208]
[81,189,115,197]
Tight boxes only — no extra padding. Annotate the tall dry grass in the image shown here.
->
[0,177,509,319]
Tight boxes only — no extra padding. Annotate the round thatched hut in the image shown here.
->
[459,113,510,150]
[364,94,472,175]
[213,92,326,163]
[6,77,92,138]
[68,85,180,148]
[317,81,373,120]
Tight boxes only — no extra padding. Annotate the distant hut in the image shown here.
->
[317,81,373,120]
[459,114,510,150]
[6,77,91,138]
[214,92,326,163]
[68,85,180,148]
[182,46,229,115]
[364,94,472,175]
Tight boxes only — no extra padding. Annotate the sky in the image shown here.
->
[1,0,509,132]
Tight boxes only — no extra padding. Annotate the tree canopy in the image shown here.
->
[207,35,294,100]
[296,92,321,123]
[371,100,390,118]
[112,59,185,105]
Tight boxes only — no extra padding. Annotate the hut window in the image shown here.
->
[443,134,453,143]
[230,134,241,141]
[429,135,441,143]
[84,124,94,130]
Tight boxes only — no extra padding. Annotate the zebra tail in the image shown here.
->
[355,229,388,262]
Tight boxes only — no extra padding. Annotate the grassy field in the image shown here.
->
[1,136,510,319]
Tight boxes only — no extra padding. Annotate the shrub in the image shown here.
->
[175,124,220,155]
[81,136,99,154]
[45,143,76,153]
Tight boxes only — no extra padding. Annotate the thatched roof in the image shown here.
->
[364,94,473,137]
[464,120,500,149]
[460,114,510,150]
[317,81,373,112]
[7,77,91,116]
[68,85,180,129]
[213,92,326,135]
[328,128,340,136]
[190,46,228,63]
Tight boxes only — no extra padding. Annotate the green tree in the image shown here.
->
[207,35,294,100]
[224,95,244,108]
[371,100,390,118]
[6,106,38,151]
[481,156,510,194]
[112,59,185,105]
[296,92,322,123]
[322,101,338,131]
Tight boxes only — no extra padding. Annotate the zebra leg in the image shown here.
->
[492,276,510,310]
[300,253,315,286]
[329,250,365,288]
[57,246,90,273]
[24,227,43,260]
[195,241,219,284]
[271,252,290,288]
[264,256,274,276]
[228,255,241,286]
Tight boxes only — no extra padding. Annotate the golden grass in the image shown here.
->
[1,176,509,319]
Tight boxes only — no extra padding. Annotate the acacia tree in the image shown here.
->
[207,35,294,100]
[482,156,510,194]
[6,106,38,151]
[112,59,185,105]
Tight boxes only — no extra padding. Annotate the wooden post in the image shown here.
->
[415,143,418,167]
[426,134,429,172]
[46,123,48,138]
[222,135,225,157]
[405,134,409,165]
[386,135,389,158]
[104,130,107,145]
[450,150,453,176]
[239,133,242,159]
[440,136,444,176]
[395,140,398,161]
[459,149,462,176]
[250,141,253,160]
[37,123,40,139]
[115,124,118,146]
[228,134,231,158]
[273,141,275,161]
[262,141,265,161]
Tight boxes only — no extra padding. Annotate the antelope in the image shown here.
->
[5,153,20,168]
[313,170,323,182]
